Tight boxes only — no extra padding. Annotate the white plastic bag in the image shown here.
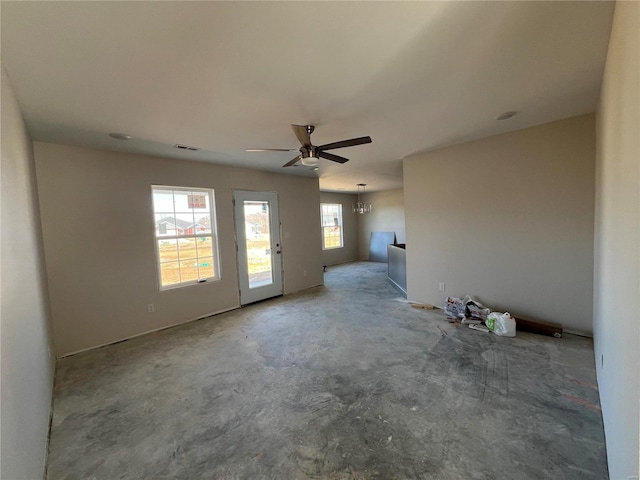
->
[486,312,516,337]
[462,295,491,320]
[444,297,465,318]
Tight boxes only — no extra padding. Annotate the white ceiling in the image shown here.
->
[1,1,614,192]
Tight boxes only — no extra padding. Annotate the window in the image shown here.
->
[152,186,220,289]
[321,203,343,249]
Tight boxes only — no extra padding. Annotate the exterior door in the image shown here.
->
[233,190,283,305]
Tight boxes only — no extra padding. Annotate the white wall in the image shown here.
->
[357,188,405,260]
[593,2,640,477]
[34,142,323,356]
[1,68,55,479]
[404,114,595,333]
[320,192,358,266]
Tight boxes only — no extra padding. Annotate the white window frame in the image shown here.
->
[320,203,344,250]
[151,185,221,290]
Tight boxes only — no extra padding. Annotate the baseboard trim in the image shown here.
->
[564,328,593,338]
[283,283,324,296]
[58,305,240,358]
[323,259,359,267]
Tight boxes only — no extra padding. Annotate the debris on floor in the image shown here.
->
[444,297,465,318]
[463,295,491,320]
[485,311,516,337]
[437,293,568,338]
[462,307,516,337]
[461,318,482,325]
[469,323,490,333]
[411,293,563,339]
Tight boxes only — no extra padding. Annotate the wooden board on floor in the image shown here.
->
[411,303,435,310]
[514,316,563,338]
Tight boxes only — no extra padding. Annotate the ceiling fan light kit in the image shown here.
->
[248,124,371,168]
[353,183,372,214]
[300,145,319,166]
[301,156,319,167]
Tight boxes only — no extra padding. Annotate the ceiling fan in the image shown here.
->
[247,125,372,168]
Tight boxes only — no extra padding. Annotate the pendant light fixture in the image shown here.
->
[353,183,372,214]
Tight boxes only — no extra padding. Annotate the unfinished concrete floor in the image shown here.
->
[48,262,608,479]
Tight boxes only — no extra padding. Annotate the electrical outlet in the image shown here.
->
[148,304,154,313]
[439,283,445,291]
[303,270,307,277]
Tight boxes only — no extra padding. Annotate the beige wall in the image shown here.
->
[320,192,358,266]
[593,2,639,477]
[1,69,55,479]
[404,114,595,333]
[34,143,323,356]
[357,188,405,260]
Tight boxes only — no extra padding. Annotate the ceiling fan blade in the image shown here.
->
[319,151,349,164]
[246,148,298,152]
[282,155,302,168]
[318,136,372,151]
[291,124,313,147]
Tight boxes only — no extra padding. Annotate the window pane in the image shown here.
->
[173,191,192,213]
[158,239,178,263]
[243,201,270,240]
[194,214,212,234]
[246,247,273,286]
[323,226,342,249]
[244,201,273,288]
[155,214,176,237]
[248,259,273,288]
[179,259,199,283]
[153,191,174,213]
[178,238,197,260]
[188,192,210,212]
[175,213,195,236]
[196,236,213,258]
[160,261,181,286]
[197,256,214,279]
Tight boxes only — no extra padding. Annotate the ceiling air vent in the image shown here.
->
[174,144,200,151]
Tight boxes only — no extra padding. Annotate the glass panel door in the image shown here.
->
[233,191,283,305]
